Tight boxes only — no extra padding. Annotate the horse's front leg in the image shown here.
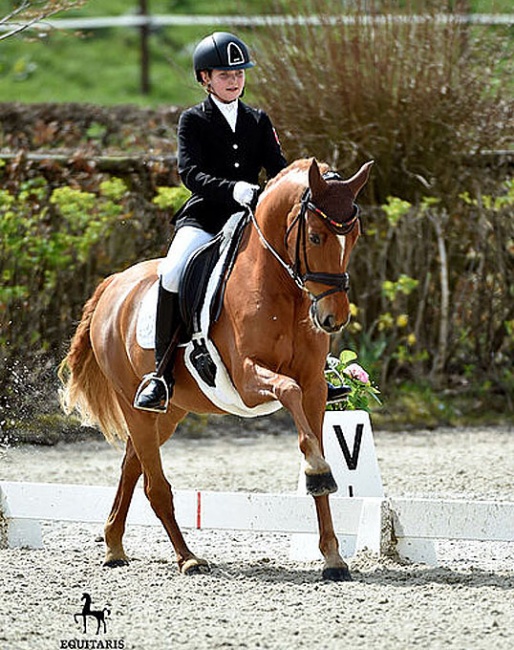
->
[315,494,352,581]
[74,614,86,634]
[242,360,336,495]
[239,360,351,581]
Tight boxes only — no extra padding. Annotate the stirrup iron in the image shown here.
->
[133,373,170,413]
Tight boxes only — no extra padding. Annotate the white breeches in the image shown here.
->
[158,226,215,292]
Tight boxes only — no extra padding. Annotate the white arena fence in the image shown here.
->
[2,412,513,565]
[1,14,513,32]
[1,481,514,565]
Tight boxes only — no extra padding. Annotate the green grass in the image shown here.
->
[0,0,510,107]
[0,0,268,105]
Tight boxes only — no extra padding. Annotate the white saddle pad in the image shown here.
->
[136,279,160,350]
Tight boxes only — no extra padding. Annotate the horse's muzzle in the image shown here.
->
[310,301,351,333]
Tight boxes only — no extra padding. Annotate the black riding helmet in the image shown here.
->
[193,32,255,82]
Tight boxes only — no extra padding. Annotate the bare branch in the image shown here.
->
[0,1,29,24]
[0,0,84,41]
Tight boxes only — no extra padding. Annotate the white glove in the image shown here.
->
[233,181,259,206]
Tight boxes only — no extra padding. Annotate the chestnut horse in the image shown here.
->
[59,158,372,581]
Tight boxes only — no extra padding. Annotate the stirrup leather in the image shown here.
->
[133,373,170,413]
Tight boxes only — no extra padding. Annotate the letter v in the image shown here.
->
[333,424,363,470]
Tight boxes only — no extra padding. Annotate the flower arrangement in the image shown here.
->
[325,350,382,413]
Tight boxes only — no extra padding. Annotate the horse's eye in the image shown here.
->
[309,232,321,245]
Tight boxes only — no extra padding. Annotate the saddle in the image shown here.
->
[134,210,283,418]
[177,211,250,386]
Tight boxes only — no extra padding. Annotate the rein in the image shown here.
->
[249,173,360,304]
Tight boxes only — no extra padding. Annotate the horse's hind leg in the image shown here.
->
[117,403,209,574]
[104,437,142,567]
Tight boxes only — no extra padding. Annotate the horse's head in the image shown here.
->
[285,158,373,333]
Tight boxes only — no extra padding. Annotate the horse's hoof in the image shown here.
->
[103,558,129,568]
[181,558,211,575]
[306,471,338,496]
[322,565,353,582]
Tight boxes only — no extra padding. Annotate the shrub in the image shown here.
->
[253,0,513,205]
[253,0,513,399]
[0,166,173,367]
[338,180,514,392]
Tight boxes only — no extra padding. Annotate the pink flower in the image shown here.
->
[344,363,370,383]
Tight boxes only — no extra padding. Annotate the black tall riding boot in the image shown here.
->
[134,283,180,412]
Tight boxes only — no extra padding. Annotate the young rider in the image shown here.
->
[134,31,351,412]
[134,32,287,412]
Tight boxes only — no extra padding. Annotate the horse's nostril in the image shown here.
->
[322,314,338,332]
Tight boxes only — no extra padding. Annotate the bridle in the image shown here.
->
[249,172,361,305]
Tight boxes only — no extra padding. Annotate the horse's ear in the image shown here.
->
[346,161,374,198]
[308,158,327,196]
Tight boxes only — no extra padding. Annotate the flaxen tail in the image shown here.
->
[58,275,128,443]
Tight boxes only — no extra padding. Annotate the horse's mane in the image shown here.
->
[264,158,330,194]
[266,158,310,188]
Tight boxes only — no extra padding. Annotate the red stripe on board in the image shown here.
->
[196,491,202,529]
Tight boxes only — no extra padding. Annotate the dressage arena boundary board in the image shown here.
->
[1,481,514,566]
[2,411,514,565]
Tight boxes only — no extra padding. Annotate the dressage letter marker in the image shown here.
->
[291,410,385,559]
[297,411,384,499]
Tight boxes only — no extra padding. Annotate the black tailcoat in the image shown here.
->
[174,95,287,234]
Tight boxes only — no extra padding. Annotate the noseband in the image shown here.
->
[250,172,360,305]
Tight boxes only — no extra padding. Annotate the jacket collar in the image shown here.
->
[203,95,250,129]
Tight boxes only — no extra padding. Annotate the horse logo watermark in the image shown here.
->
[73,593,110,635]
[58,592,125,648]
